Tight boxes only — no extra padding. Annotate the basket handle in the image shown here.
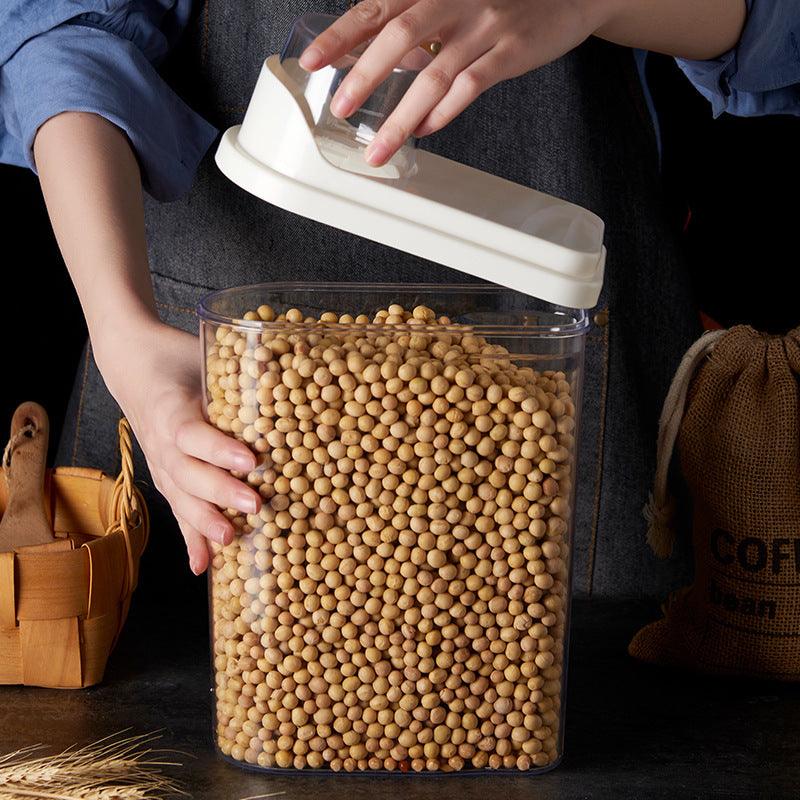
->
[105,418,149,596]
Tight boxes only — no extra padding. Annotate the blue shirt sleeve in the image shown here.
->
[676,0,800,118]
[0,3,217,201]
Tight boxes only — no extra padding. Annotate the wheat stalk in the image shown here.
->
[0,733,184,800]
[0,787,152,800]
[238,794,286,800]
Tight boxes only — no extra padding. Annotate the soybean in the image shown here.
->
[207,304,574,772]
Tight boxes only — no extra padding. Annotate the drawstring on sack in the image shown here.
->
[644,329,726,558]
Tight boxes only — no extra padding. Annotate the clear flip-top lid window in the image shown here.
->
[279,13,431,179]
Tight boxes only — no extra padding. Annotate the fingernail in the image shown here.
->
[189,558,201,576]
[300,46,323,71]
[232,451,255,471]
[235,491,259,515]
[209,520,230,544]
[365,140,390,166]
[330,92,353,118]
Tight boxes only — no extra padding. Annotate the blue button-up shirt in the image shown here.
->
[1,1,798,201]
[676,1,800,118]
[0,1,216,200]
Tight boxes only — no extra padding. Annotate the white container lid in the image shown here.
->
[215,55,606,309]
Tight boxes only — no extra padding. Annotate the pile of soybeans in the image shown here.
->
[206,303,575,773]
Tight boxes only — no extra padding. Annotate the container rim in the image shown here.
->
[196,282,590,338]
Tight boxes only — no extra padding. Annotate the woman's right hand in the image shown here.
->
[33,113,261,574]
[94,319,262,575]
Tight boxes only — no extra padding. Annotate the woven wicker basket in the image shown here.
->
[0,418,149,688]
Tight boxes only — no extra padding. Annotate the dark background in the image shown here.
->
[0,53,798,461]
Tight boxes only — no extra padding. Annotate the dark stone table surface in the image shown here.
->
[2,598,798,800]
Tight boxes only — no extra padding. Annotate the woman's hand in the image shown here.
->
[300,0,609,166]
[96,320,261,575]
[35,113,262,576]
[300,0,747,167]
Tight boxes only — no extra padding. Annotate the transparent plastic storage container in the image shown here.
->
[200,282,588,774]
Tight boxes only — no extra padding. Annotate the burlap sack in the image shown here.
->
[629,325,800,680]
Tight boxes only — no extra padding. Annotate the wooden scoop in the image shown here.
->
[0,402,55,552]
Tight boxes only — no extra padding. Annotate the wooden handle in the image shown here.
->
[0,402,55,552]
[106,418,147,597]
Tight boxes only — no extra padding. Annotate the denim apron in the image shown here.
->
[58,0,699,601]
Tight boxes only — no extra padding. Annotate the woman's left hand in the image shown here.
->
[300,0,609,166]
